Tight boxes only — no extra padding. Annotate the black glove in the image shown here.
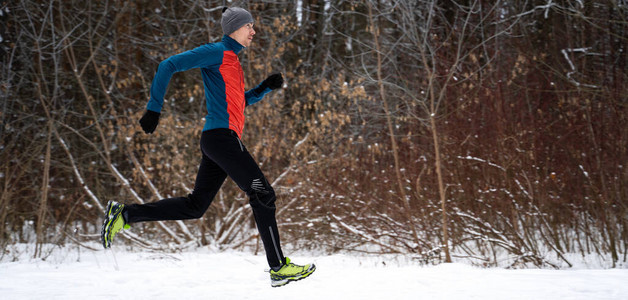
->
[255,73,284,94]
[139,110,160,134]
[263,73,284,90]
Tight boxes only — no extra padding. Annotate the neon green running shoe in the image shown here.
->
[269,257,316,287]
[101,201,130,248]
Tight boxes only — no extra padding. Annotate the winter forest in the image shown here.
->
[1,0,626,271]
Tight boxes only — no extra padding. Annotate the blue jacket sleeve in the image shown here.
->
[245,83,273,107]
[147,43,223,112]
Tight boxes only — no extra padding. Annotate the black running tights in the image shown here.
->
[124,128,285,268]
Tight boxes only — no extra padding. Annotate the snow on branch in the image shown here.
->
[560,47,600,89]
[57,136,103,211]
[330,214,406,253]
[496,1,558,23]
[456,156,506,171]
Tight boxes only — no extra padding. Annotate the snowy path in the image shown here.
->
[1,249,627,299]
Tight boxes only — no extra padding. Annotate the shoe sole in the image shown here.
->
[271,264,316,287]
[101,201,122,249]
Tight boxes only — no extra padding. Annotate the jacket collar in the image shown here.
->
[222,35,244,54]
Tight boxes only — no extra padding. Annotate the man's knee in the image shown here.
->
[247,177,276,208]
[186,193,212,218]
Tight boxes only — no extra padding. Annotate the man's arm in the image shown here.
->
[147,43,223,112]
[245,83,273,106]
[245,73,284,106]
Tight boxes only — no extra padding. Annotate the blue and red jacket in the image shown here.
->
[146,35,272,137]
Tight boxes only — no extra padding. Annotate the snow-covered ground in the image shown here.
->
[1,246,627,300]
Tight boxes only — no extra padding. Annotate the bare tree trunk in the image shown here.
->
[32,6,55,255]
[585,107,618,267]
[367,1,421,251]
[430,114,452,263]
[35,119,52,258]
[414,0,454,263]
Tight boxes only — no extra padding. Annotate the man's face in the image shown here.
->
[230,23,255,48]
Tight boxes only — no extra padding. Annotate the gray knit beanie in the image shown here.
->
[221,7,254,36]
